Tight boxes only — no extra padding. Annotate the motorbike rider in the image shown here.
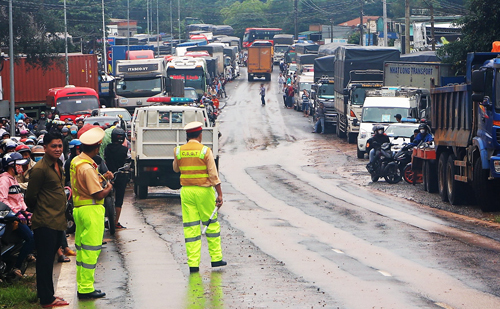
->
[15,145,36,192]
[64,139,82,186]
[410,123,433,147]
[104,128,129,229]
[0,152,35,277]
[366,125,390,171]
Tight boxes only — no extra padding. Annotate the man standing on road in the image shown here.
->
[259,83,266,106]
[26,133,70,308]
[71,126,112,300]
[173,122,225,273]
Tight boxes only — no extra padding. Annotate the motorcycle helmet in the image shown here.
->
[61,127,69,133]
[2,152,28,170]
[111,128,126,143]
[39,130,48,135]
[418,123,428,134]
[31,145,45,162]
[1,131,10,139]
[374,125,384,134]
[69,139,82,150]
[19,129,29,136]
[2,139,17,153]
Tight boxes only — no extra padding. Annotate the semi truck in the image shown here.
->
[247,42,273,81]
[334,46,400,143]
[0,54,98,117]
[412,52,500,211]
[273,34,294,64]
[114,58,168,113]
[166,57,209,98]
[131,105,219,199]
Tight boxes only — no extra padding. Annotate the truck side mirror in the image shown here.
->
[471,70,485,93]
[343,88,349,96]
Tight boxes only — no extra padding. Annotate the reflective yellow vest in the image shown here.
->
[176,143,209,186]
[70,157,104,207]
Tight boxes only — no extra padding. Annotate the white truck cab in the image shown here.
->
[131,105,219,198]
[357,87,428,158]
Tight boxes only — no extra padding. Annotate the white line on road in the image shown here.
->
[332,249,344,254]
[377,270,392,277]
[435,302,455,309]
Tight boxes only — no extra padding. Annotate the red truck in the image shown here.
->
[0,54,99,118]
[46,85,100,122]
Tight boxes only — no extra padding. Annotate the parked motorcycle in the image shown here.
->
[366,142,402,184]
[394,143,414,184]
[0,202,27,282]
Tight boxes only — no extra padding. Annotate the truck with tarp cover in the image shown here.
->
[295,43,319,55]
[314,55,335,82]
[334,46,400,143]
[296,54,319,74]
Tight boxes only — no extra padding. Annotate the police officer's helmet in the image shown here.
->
[111,128,126,143]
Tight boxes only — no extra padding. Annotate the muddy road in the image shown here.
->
[72,68,500,309]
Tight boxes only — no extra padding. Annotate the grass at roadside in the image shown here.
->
[0,275,39,309]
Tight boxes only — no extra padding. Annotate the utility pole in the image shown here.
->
[101,0,106,74]
[383,0,388,47]
[64,0,69,85]
[170,0,173,38]
[127,0,130,56]
[430,1,435,51]
[359,0,364,46]
[294,0,298,40]
[147,0,150,43]
[9,0,15,137]
[177,0,181,41]
[405,0,410,54]
[156,0,160,57]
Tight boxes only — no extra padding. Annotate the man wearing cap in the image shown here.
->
[70,126,112,299]
[37,111,47,134]
[394,114,402,123]
[173,121,225,273]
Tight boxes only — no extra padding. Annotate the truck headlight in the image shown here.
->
[359,130,367,139]
[495,161,500,173]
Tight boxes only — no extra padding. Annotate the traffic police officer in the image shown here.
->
[173,121,225,273]
[70,126,112,299]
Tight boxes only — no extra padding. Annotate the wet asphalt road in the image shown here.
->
[69,67,500,309]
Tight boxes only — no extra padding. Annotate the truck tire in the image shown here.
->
[137,185,148,199]
[438,153,448,202]
[474,158,499,212]
[424,160,438,193]
[336,118,346,138]
[357,146,364,159]
[446,155,464,205]
[247,74,253,82]
[347,133,356,144]
[265,74,271,81]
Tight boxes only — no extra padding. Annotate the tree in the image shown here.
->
[438,0,500,74]
[221,0,270,37]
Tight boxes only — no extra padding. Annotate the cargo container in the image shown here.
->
[0,54,98,117]
[106,45,155,75]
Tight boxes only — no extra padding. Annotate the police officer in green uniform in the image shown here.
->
[173,121,225,273]
[70,126,112,299]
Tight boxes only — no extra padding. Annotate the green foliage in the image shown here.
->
[221,0,270,37]
[0,277,39,309]
[348,31,360,44]
[438,0,500,74]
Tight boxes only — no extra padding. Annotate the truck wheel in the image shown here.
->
[137,185,148,199]
[347,133,356,144]
[336,118,346,138]
[446,155,464,205]
[424,160,438,193]
[438,153,448,202]
[357,146,364,159]
[247,74,253,82]
[474,158,499,212]
[265,74,271,81]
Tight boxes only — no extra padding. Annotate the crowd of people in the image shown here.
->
[0,109,131,306]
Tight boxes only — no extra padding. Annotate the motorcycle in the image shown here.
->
[366,142,402,184]
[65,186,75,234]
[393,143,414,184]
[0,202,28,282]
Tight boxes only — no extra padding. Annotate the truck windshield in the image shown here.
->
[318,84,335,99]
[362,107,409,123]
[352,87,375,105]
[56,96,99,115]
[275,46,288,53]
[167,69,205,90]
[116,77,162,97]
